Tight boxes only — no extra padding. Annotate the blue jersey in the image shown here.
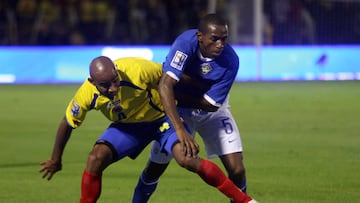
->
[163,29,239,107]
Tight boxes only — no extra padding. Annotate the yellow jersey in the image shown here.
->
[65,57,164,128]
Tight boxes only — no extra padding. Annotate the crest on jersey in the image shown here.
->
[170,50,188,70]
[200,63,212,74]
[112,106,123,113]
[107,100,121,109]
[107,100,123,114]
[71,100,80,116]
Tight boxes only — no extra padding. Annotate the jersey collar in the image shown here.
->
[197,49,214,62]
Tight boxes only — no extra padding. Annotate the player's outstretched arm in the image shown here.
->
[158,73,199,157]
[39,117,73,180]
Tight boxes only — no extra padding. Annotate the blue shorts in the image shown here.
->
[96,116,179,160]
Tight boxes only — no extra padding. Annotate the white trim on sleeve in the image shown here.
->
[204,94,221,107]
[165,71,180,81]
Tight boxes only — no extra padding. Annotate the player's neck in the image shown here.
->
[197,49,214,62]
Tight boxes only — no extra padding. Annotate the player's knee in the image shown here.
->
[234,166,246,177]
[86,145,113,172]
[174,155,187,167]
[86,153,102,172]
[229,166,246,183]
[172,144,198,172]
[175,156,197,172]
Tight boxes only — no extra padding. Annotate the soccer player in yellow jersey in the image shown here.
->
[39,56,253,203]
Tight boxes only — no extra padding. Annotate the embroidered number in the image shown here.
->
[159,122,170,132]
[221,118,233,134]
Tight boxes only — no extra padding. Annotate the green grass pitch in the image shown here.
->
[1,81,359,202]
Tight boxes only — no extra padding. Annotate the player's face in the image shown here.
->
[198,24,228,58]
[92,68,120,99]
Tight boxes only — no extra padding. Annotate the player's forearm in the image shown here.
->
[175,92,218,112]
[160,93,185,132]
[51,117,73,162]
[159,81,186,133]
[165,104,186,133]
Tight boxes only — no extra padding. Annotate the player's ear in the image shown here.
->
[196,31,203,43]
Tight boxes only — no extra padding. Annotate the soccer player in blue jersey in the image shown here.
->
[133,13,257,203]
[39,56,253,203]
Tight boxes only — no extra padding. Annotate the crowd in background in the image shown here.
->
[0,0,208,45]
[0,0,359,46]
[264,0,360,45]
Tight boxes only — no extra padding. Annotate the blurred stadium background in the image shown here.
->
[1,0,360,46]
[1,0,360,83]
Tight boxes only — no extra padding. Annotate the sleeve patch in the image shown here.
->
[170,50,188,70]
[71,100,80,117]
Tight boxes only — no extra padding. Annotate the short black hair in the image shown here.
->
[198,13,228,33]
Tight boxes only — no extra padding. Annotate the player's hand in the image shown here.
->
[178,130,199,158]
[39,159,62,181]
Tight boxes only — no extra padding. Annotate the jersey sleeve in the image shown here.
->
[163,36,194,81]
[65,80,94,128]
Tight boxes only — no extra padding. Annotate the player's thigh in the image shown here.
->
[197,110,242,158]
[97,124,154,160]
[149,120,178,164]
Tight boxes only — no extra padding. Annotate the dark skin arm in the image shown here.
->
[175,73,219,112]
[158,73,199,157]
[174,90,218,112]
[39,117,73,180]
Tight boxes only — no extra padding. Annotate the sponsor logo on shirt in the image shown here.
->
[71,100,80,116]
[170,50,188,70]
[228,139,236,143]
[200,63,212,74]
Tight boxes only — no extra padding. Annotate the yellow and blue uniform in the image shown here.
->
[64,57,178,160]
[65,57,164,128]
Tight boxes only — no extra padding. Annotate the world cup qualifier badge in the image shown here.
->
[170,50,188,70]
